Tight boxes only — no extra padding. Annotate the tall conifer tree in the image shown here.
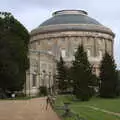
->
[100,52,118,98]
[71,45,94,101]
[56,56,68,92]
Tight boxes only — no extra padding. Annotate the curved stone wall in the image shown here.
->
[30,31,113,57]
[29,30,114,76]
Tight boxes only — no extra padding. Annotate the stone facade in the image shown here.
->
[25,50,56,96]
[26,10,115,96]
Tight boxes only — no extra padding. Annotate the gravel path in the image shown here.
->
[0,97,61,120]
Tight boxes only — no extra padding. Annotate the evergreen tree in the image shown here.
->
[56,56,68,92]
[116,70,120,96]
[99,52,118,98]
[0,12,29,94]
[71,45,94,101]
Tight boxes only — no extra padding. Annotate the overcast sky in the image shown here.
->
[0,0,120,69]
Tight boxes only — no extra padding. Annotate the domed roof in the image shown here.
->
[39,10,101,27]
[31,10,114,37]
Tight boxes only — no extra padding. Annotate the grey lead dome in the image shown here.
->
[31,10,114,36]
[39,10,101,27]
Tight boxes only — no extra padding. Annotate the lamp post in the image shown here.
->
[37,51,40,88]
[29,71,31,97]
[42,70,46,86]
[53,74,56,95]
[48,72,51,94]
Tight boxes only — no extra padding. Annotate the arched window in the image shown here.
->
[61,49,66,58]
[74,48,77,53]
[87,49,91,57]
[99,50,102,58]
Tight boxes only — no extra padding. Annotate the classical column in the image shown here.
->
[42,70,46,86]
[93,37,97,57]
[104,38,107,53]
[111,40,114,56]
[81,36,84,45]
[48,72,51,94]
[37,51,40,88]
[66,37,73,57]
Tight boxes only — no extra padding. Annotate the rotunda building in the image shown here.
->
[26,10,115,96]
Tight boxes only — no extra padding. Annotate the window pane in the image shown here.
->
[99,50,102,58]
[87,49,91,57]
[61,49,66,57]
[74,48,77,53]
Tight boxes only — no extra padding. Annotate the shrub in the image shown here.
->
[39,86,48,96]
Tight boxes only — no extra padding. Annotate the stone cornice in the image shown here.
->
[30,31,114,42]
[31,24,115,37]
[29,49,56,62]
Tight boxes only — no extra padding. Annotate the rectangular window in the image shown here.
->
[87,49,91,57]
[32,74,36,87]
[41,64,47,69]
[61,49,66,58]
[74,48,77,53]
[48,50,52,54]
[99,50,102,58]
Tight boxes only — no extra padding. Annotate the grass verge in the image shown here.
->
[55,95,120,120]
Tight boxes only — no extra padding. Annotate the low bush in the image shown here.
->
[39,86,48,96]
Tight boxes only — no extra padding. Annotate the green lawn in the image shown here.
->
[55,95,120,120]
